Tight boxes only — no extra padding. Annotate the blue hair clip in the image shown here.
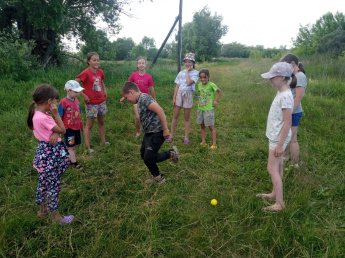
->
[291,73,295,77]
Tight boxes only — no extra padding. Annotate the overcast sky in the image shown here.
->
[104,0,344,49]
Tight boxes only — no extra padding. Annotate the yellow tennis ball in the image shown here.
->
[211,199,218,206]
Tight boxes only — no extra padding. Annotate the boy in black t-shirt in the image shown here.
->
[121,82,179,184]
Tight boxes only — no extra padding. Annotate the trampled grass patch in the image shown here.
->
[0,58,344,257]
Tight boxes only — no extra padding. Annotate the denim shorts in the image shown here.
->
[64,128,82,147]
[86,101,108,118]
[292,112,303,126]
[196,109,215,126]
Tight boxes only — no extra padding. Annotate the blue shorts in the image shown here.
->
[292,112,303,126]
[86,101,108,118]
[64,128,82,147]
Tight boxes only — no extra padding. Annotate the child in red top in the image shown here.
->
[75,52,109,153]
[120,56,156,137]
[58,80,84,169]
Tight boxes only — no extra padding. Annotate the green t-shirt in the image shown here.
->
[197,81,218,111]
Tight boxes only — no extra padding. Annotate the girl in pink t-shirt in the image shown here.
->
[120,56,156,137]
[27,84,74,224]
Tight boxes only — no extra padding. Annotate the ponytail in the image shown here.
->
[27,102,35,130]
[298,62,306,74]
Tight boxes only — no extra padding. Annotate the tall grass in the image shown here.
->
[0,57,344,257]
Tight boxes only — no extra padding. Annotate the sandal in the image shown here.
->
[60,215,75,225]
[210,145,218,149]
[200,142,208,146]
[183,139,190,145]
[262,205,283,213]
[166,137,173,142]
[71,162,84,170]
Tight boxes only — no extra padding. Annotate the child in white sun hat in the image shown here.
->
[167,52,199,145]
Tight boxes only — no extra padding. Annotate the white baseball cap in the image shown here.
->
[64,80,84,92]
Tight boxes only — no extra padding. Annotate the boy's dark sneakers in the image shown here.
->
[170,146,180,163]
[145,174,166,184]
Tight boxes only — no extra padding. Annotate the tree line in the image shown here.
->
[1,0,344,78]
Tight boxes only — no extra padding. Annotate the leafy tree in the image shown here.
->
[292,12,345,56]
[81,29,116,60]
[113,37,135,60]
[0,0,129,66]
[129,44,146,60]
[317,27,345,57]
[180,6,228,62]
[141,36,156,51]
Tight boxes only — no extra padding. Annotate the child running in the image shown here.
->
[257,62,294,212]
[197,68,222,149]
[58,80,84,170]
[167,52,199,144]
[75,52,109,153]
[120,56,156,137]
[121,82,180,184]
[27,84,74,224]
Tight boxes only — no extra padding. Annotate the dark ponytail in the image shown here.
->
[27,84,59,130]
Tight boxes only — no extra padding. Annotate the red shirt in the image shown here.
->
[58,98,84,130]
[76,68,106,104]
[128,72,154,95]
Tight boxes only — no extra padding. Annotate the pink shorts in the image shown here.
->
[175,91,193,108]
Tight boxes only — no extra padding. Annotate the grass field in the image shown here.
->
[0,57,344,257]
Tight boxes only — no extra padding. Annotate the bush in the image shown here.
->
[0,31,40,81]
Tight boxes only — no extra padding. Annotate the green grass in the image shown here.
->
[1,58,344,257]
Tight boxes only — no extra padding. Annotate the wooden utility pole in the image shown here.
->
[150,16,179,69]
[177,0,183,72]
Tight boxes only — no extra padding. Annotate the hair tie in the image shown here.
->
[291,73,295,77]
[298,62,301,66]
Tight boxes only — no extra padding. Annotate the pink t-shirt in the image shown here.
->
[33,110,61,142]
[128,72,154,94]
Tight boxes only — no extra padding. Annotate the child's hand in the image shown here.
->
[172,99,176,107]
[48,99,58,113]
[83,94,91,103]
[49,133,59,145]
[274,146,284,157]
[187,66,194,72]
[120,97,125,104]
[163,128,170,139]
[103,88,107,98]
[212,101,218,107]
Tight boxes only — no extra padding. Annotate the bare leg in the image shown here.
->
[133,105,141,137]
[209,125,216,146]
[183,108,191,140]
[290,126,299,164]
[170,106,181,139]
[68,146,77,163]
[201,124,206,144]
[84,117,95,151]
[51,210,63,222]
[263,150,284,211]
[39,204,48,214]
[97,115,106,145]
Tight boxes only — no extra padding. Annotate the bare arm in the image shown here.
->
[172,85,180,106]
[293,87,304,112]
[213,88,222,107]
[102,81,107,98]
[149,86,156,101]
[148,102,170,139]
[49,100,66,134]
[274,108,292,156]
[75,78,90,103]
[186,67,195,85]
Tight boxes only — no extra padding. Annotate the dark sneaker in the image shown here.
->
[170,146,180,163]
[145,174,166,184]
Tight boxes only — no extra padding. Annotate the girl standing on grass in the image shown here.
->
[167,52,199,144]
[257,62,294,212]
[27,84,74,224]
[75,52,109,153]
[120,56,156,137]
[280,54,307,168]
[197,68,222,149]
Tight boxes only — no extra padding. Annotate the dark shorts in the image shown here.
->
[292,112,303,126]
[64,128,82,147]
